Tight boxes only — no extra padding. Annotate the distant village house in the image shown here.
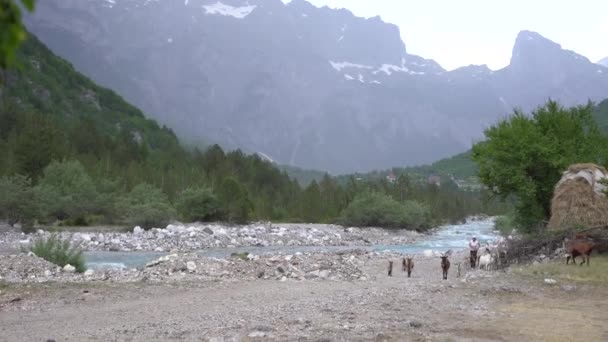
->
[427,175,441,186]
[386,171,397,183]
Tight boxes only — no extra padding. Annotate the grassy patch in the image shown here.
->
[46,224,130,233]
[230,252,250,261]
[0,279,9,289]
[515,255,608,284]
[30,234,86,273]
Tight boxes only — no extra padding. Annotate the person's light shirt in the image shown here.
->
[469,240,480,251]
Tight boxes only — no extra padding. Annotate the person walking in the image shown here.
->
[469,236,480,268]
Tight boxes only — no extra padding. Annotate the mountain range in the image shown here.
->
[24,0,608,173]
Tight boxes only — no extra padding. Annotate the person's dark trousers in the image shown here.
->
[470,250,477,268]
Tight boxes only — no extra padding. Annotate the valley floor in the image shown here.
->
[2,256,607,341]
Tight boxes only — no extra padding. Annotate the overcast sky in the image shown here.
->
[297,0,607,71]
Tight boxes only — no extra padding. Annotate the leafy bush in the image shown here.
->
[0,174,37,225]
[176,187,220,222]
[120,183,175,229]
[339,192,430,230]
[34,160,98,222]
[30,234,86,273]
[401,200,432,229]
[494,214,518,236]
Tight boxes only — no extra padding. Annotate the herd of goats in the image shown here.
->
[385,234,597,280]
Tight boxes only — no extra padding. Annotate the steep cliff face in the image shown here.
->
[25,0,608,173]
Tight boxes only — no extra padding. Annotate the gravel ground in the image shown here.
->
[2,253,607,341]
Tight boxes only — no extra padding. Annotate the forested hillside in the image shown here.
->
[0,34,301,226]
[0,34,507,229]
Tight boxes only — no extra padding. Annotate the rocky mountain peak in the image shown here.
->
[509,30,591,75]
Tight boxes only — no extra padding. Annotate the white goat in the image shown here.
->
[478,248,495,271]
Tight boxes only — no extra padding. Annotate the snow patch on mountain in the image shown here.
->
[256,152,275,163]
[203,2,257,19]
[375,63,408,76]
[329,61,373,72]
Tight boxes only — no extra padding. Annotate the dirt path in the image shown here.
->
[1,257,607,341]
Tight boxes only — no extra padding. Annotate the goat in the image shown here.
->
[440,255,450,280]
[388,260,393,276]
[565,239,595,266]
[479,253,494,271]
[402,257,407,272]
[404,256,414,278]
[479,247,496,271]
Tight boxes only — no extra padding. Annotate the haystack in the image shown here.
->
[548,163,608,230]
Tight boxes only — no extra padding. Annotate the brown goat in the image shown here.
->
[566,240,595,266]
[388,260,393,276]
[404,257,414,278]
[440,255,450,280]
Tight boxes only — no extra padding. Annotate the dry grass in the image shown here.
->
[548,177,608,230]
[515,255,608,284]
[567,163,608,174]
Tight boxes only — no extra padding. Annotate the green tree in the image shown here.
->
[472,100,608,231]
[217,177,252,224]
[176,187,220,222]
[15,113,66,180]
[319,174,344,220]
[0,0,35,69]
[0,173,36,224]
[34,160,97,223]
[301,180,323,222]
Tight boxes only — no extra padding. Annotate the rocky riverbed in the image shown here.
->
[0,222,422,253]
[0,249,375,284]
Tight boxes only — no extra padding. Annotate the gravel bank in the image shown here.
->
[1,222,422,253]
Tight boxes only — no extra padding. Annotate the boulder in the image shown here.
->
[544,278,557,285]
[203,227,214,235]
[306,270,320,279]
[79,234,92,242]
[319,270,330,279]
[133,226,144,235]
[186,261,197,272]
[409,320,423,328]
[84,269,95,277]
[63,264,76,273]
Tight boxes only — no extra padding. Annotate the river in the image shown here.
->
[85,218,498,270]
